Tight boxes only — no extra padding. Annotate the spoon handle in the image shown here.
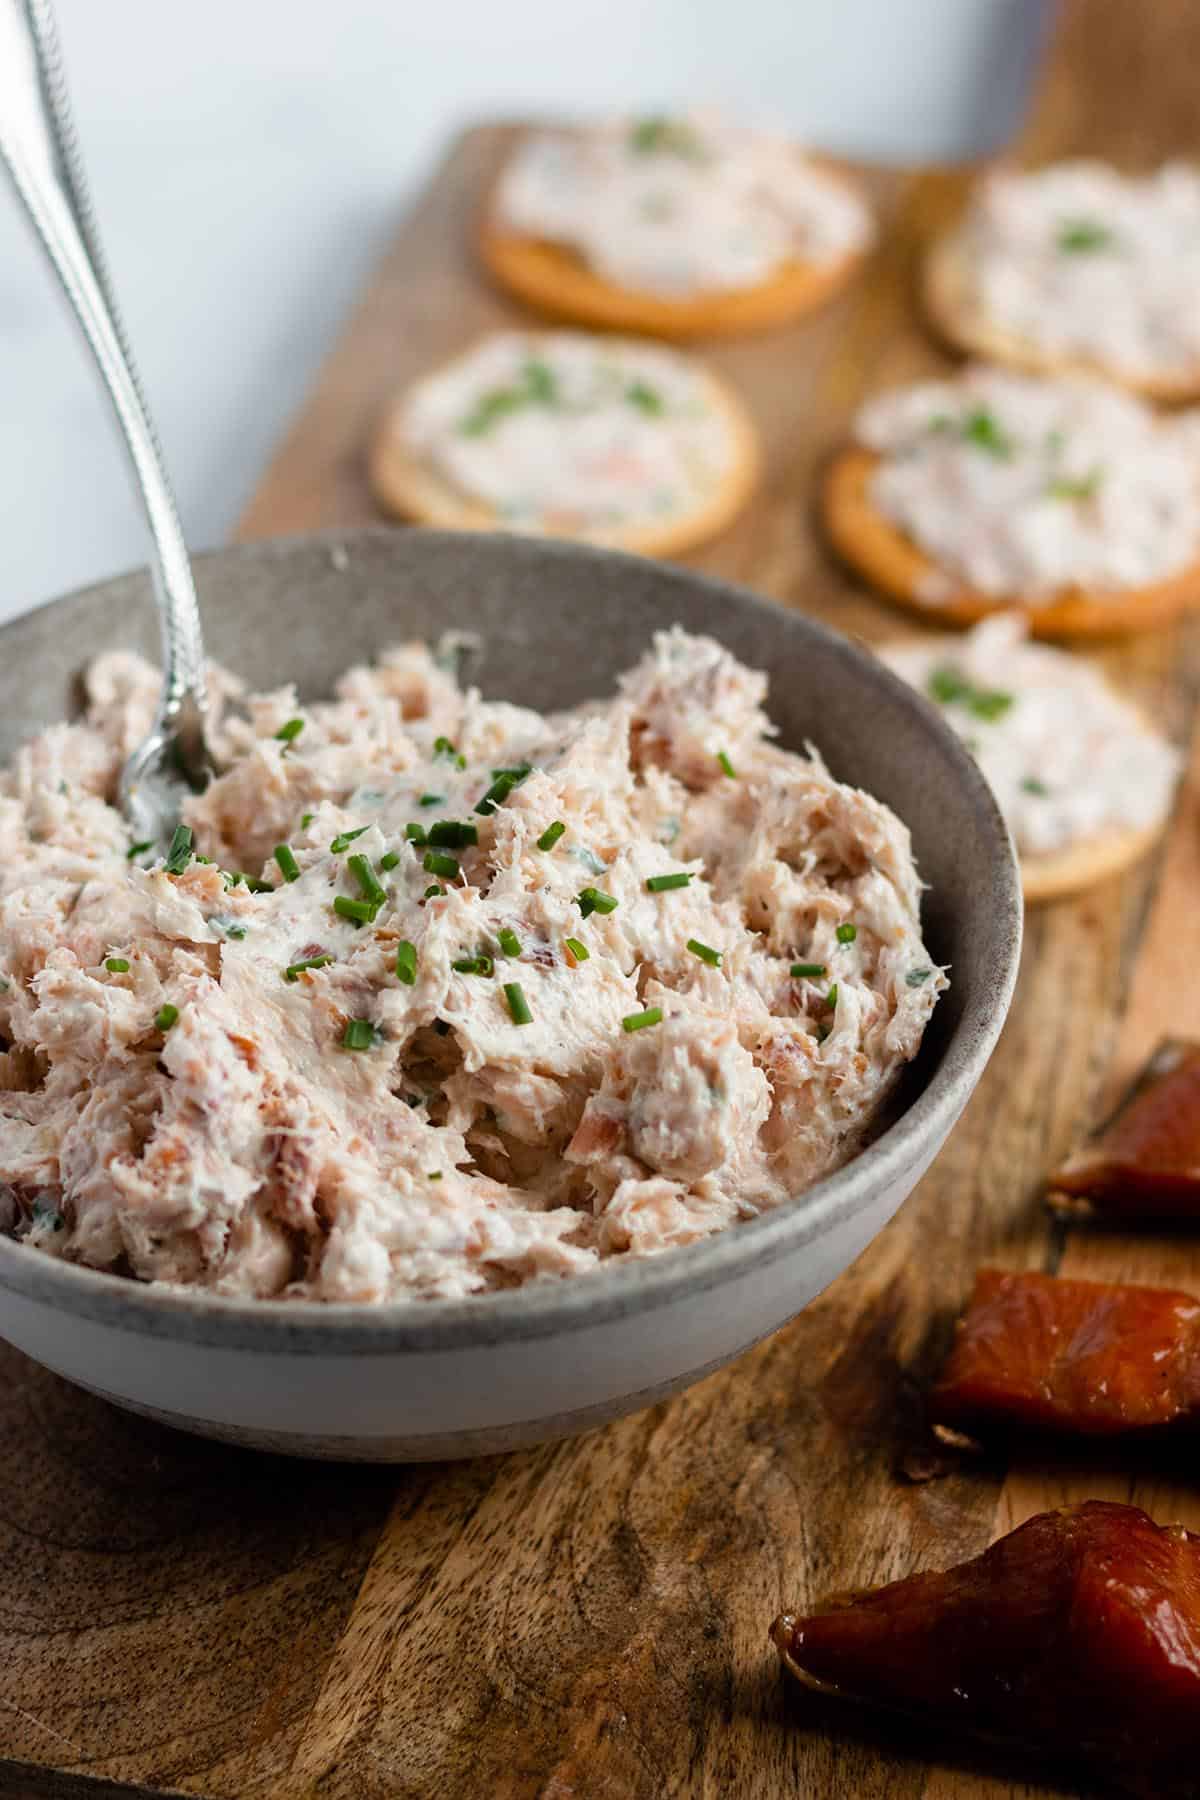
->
[0,0,207,749]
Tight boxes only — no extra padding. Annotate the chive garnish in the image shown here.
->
[213,917,247,940]
[423,884,445,900]
[274,845,301,884]
[622,1006,663,1033]
[334,896,376,925]
[164,825,193,875]
[1047,469,1102,501]
[428,820,478,849]
[928,666,1013,721]
[717,750,736,779]
[427,1171,443,1181]
[348,854,386,909]
[419,793,445,808]
[928,666,970,705]
[497,928,522,958]
[300,812,314,829]
[504,981,533,1025]
[105,957,130,973]
[826,983,839,1011]
[791,962,826,978]
[476,769,526,815]
[424,850,460,880]
[342,1019,378,1051]
[627,379,664,415]
[155,1003,179,1032]
[226,871,274,894]
[1057,217,1112,253]
[453,953,494,977]
[126,840,153,861]
[565,936,589,963]
[646,872,691,893]
[577,887,618,917]
[1020,776,1050,796]
[405,822,428,844]
[969,689,1013,722]
[961,408,1013,459]
[906,967,933,987]
[275,718,304,743]
[686,939,721,967]
[537,821,566,851]
[284,955,333,982]
[836,923,857,945]
[379,851,401,871]
[433,736,466,769]
[396,941,418,986]
[330,827,367,854]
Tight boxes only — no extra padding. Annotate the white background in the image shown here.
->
[0,0,1050,625]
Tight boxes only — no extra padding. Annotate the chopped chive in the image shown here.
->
[405,822,428,844]
[419,793,445,808]
[433,735,466,769]
[1057,217,1112,253]
[492,764,533,782]
[627,379,664,415]
[334,895,376,924]
[194,853,214,865]
[452,953,494,977]
[1047,469,1102,501]
[342,1018,378,1051]
[906,966,933,987]
[164,825,193,875]
[423,884,445,900]
[646,872,692,893]
[427,1171,443,1182]
[284,955,333,982]
[424,850,460,880]
[475,771,520,815]
[503,981,533,1025]
[826,983,839,1011]
[396,940,418,985]
[928,666,970,705]
[537,821,566,851]
[497,927,522,958]
[227,870,274,894]
[1020,775,1050,796]
[274,718,304,743]
[717,750,736,779]
[622,1006,663,1033]
[577,886,618,918]
[274,845,301,884]
[155,1003,179,1032]
[348,854,387,909]
[961,408,1012,459]
[836,922,858,945]
[428,819,478,849]
[379,851,401,871]
[300,812,314,829]
[968,688,1013,722]
[105,957,130,973]
[212,917,247,940]
[565,936,589,963]
[686,939,721,967]
[330,827,367,854]
[126,839,153,860]
[791,962,826,978]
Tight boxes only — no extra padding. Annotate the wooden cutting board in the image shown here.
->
[3,4,1200,1795]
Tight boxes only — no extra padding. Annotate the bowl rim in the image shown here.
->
[0,528,1022,1354]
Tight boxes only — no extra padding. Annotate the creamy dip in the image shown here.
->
[855,367,1200,601]
[0,632,942,1303]
[884,615,1180,858]
[401,332,740,537]
[958,160,1200,384]
[494,114,873,296]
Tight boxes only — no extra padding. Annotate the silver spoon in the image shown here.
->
[0,0,210,851]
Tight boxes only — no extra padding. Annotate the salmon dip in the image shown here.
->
[493,113,872,296]
[0,631,943,1302]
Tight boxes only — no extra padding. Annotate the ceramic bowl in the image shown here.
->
[0,530,1021,1459]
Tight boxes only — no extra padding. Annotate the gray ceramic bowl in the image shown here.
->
[0,530,1021,1459]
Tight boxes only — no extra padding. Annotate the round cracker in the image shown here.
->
[822,446,1200,640]
[369,338,762,558]
[1021,819,1166,904]
[924,227,1200,406]
[477,157,869,341]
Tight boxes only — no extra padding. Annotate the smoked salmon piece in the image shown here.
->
[772,1501,1200,1798]
[1050,1040,1200,1218]
[928,1268,1200,1439]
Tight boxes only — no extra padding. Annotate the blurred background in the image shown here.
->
[0,0,1051,621]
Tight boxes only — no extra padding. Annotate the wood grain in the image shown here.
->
[3,4,1200,1796]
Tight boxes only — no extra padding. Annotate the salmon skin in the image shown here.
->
[772,1500,1200,1798]
[928,1267,1200,1439]
[1050,1039,1200,1219]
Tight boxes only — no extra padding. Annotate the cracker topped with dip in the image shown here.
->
[370,329,761,555]
[825,366,1200,637]
[479,113,873,339]
[884,614,1181,900]
[925,161,1200,402]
